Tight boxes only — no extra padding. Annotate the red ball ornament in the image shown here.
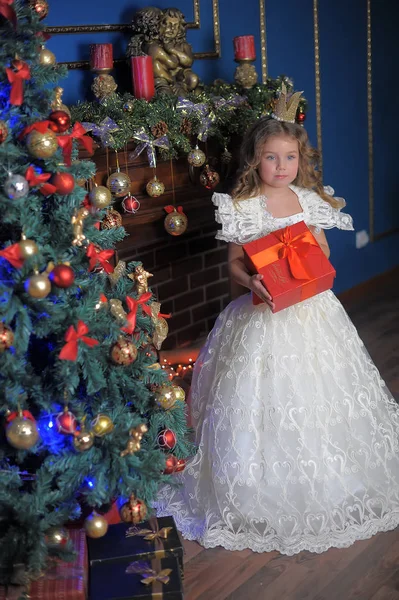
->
[122,195,140,214]
[29,0,49,20]
[174,458,186,473]
[163,454,178,474]
[49,264,75,288]
[199,164,220,190]
[55,408,77,435]
[157,429,177,451]
[48,110,71,134]
[296,111,306,124]
[51,172,75,195]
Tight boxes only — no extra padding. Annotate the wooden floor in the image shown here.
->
[181,271,399,600]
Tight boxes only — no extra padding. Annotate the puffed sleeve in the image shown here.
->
[212,193,240,243]
[302,186,354,231]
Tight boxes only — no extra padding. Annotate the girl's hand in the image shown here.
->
[249,274,275,311]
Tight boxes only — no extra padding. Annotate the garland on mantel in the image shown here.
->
[70,76,308,157]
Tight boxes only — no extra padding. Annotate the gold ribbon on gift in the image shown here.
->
[125,517,173,559]
[125,558,172,598]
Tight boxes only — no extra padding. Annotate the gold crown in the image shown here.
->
[271,83,303,124]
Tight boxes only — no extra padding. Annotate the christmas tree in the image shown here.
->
[0,0,193,587]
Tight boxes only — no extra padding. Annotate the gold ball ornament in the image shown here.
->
[73,429,95,452]
[111,337,138,365]
[91,414,114,437]
[6,416,39,450]
[123,100,135,112]
[45,527,70,548]
[187,145,206,168]
[39,47,56,67]
[106,171,131,198]
[26,129,58,159]
[164,208,188,236]
[101,208,122,230]
[173,385,186,402]
[88,185,112,209]
[0,323,14,352]
[120,494,147,525]
[146,176,165,198]
[25,272,51,298]
[155,385,177,410]
[19,236,38,259]
[84,512,109,539]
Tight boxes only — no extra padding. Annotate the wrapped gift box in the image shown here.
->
[243,221,336,313]
[87,516,183,574]
[89,556,183,600]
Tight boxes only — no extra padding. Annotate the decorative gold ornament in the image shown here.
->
[187,145,206,168]
[108,260,126,287]
[39,46,56,67]
[271,82,304,124]
[234,61,258,89]
[150,302,168,350]
[146,176,165,198]
[120,493,147,524]
[109,299,127,323]
[0,323,14,352]
[45,527,70,548]
[111,336,138,365]
[89,185,112,209]
[91,414,114,437]
[106,171,131,198]
[130,265,153,295]
[19,234,38,259]
[84,512,109,539]
[51,87,71,118]
[71,207,90,247]
[26,129,58,159]
[120,423,148,457]
[155,385,177,410]
[25,271,51,298]
[6,415,39,450]
[173,385,186,402]
[164,208,188,236]
[123,99,135,112]
[73,428,95,452]
[101,208,122,230]
[91,74,117,101]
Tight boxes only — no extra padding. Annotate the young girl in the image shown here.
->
[155,95,399,556]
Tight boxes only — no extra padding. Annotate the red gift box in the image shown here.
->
[243,221,336,313]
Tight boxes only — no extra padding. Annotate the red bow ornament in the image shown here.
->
[0,0,17,28]
[121,293,152,334]
[6,60,31,106]
[25,166,56,196]
[86,243,114,274]
[57,123,93,166]
[0,243,24,268]
[59,320,99,361]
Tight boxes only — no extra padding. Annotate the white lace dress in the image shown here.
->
[155,184,399,555]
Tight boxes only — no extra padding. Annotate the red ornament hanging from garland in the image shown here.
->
[49,264,75,288]
[174,458,186,473]
[163,454,178,474]
[55,407,77,435]
[48,110,71,134]
[50,172,75,195]
[157,428,177,451]
[121,195,140,214]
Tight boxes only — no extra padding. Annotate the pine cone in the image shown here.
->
[180,117,192,136]
[151,121,168,138]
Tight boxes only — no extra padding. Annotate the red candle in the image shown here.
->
[233,35,256,61]
[130,55,155,102]
[90,44,113,72]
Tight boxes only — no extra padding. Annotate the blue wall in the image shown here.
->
[47,0,398,294]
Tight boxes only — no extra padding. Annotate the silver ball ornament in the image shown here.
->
[4,175,29,200]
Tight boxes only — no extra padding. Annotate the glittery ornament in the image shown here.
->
[84,512,108,538]
[106,171,131,198]
[45,527,70,548]
[187,145,206,167]
[101,208,122,230]
[123,100,135,112]
[39,47,56,66]
[55,407,77,434]
[122,195,140,214]
[88,185,112,209]
[49,264,75,288]
[73,428,95,452]
[4,174,29,200]
[163,455,178,474]
[18,235,38,259]
[111,337,138,365]
[26,129,58,159]
[25,271,51,298]
[48,110,71,133]
[199,164,220,190]
[120,493,147,524]
[296,108,306,125]
[157,428,177,451]
[173,385,186,402]
[6,415,39,450]
[146,176,165,198]
[0,120,8,144]
[164,206,188,236]
[155,385,177,410]
[91,414,114,437]
[29,0,49,20]
[50,172,75,195]
[0,323,14,352]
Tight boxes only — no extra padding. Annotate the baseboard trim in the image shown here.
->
[338,266,399,308]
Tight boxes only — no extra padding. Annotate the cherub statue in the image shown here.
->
[127,6,199,95]
[130,265,153,295]
[71,207,89,247]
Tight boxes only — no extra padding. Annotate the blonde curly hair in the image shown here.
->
[231,117,340,208]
